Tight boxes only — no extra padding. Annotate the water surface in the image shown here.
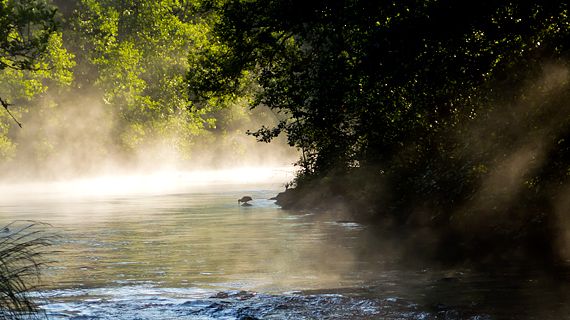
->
[1,169,569,319]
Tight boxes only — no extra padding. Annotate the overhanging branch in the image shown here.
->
[0,98,23,128]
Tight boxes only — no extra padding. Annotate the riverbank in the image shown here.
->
[273,174,564,268]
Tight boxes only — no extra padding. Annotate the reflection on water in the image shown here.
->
[1,169,570,319]
[2,187,371,291]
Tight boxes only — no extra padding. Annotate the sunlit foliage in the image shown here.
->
[0,0,267,173]
[0,0,73,159]
[72,0,220,154]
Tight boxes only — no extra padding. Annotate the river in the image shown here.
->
[1,168,569,319]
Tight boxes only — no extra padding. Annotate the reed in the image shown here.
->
[0,222,54,320]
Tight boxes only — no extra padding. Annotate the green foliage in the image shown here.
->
[191,0,569,175]
[0,1,69,103]
[0,0,268,172]
[0,0,57,71]
[72,0,220,153]
[0,122,15,161]
[0,0,74,160]
[0,31,75,101]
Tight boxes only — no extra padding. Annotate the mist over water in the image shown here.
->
[0,168,569,319]
[0,1,567,318]
[0,60,566,320]
[0,167,294,200]
[1,167,369,290]
[0,64,567,318]
[0,89,299,182]
[0,169,392,319]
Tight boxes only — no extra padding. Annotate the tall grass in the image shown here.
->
[0,222,55,320]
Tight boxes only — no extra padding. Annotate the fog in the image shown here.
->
[443,61,570,260]
[0,90,298,183]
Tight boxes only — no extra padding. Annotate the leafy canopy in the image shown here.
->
[0,0,58,71]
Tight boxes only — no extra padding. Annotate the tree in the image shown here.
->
[0,0,73,160]
[188,0,570,260]
[0,0,279,176]
[0,0,57,71]
[0,0,56,128]
[71,0,217,155]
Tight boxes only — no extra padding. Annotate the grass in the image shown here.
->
[0,221,55,320]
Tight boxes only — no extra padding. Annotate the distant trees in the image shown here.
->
[72,0,210,152]
[66,0,276,167]
[188,0,570,259]
[0,0,56,146]
[0,0,277,176]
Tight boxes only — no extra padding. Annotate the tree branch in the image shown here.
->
[0,98,23,128]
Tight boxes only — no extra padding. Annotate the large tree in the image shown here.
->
[188,0,570,260]
[189,0,568,174]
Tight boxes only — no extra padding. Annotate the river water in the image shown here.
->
[1,168,569,319]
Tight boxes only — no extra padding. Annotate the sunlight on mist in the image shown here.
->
[0,166,295,200]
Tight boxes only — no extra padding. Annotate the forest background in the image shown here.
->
[1,0,570,263]
[0,0,295,181]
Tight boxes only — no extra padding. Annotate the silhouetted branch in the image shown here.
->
[0,98,22,128]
